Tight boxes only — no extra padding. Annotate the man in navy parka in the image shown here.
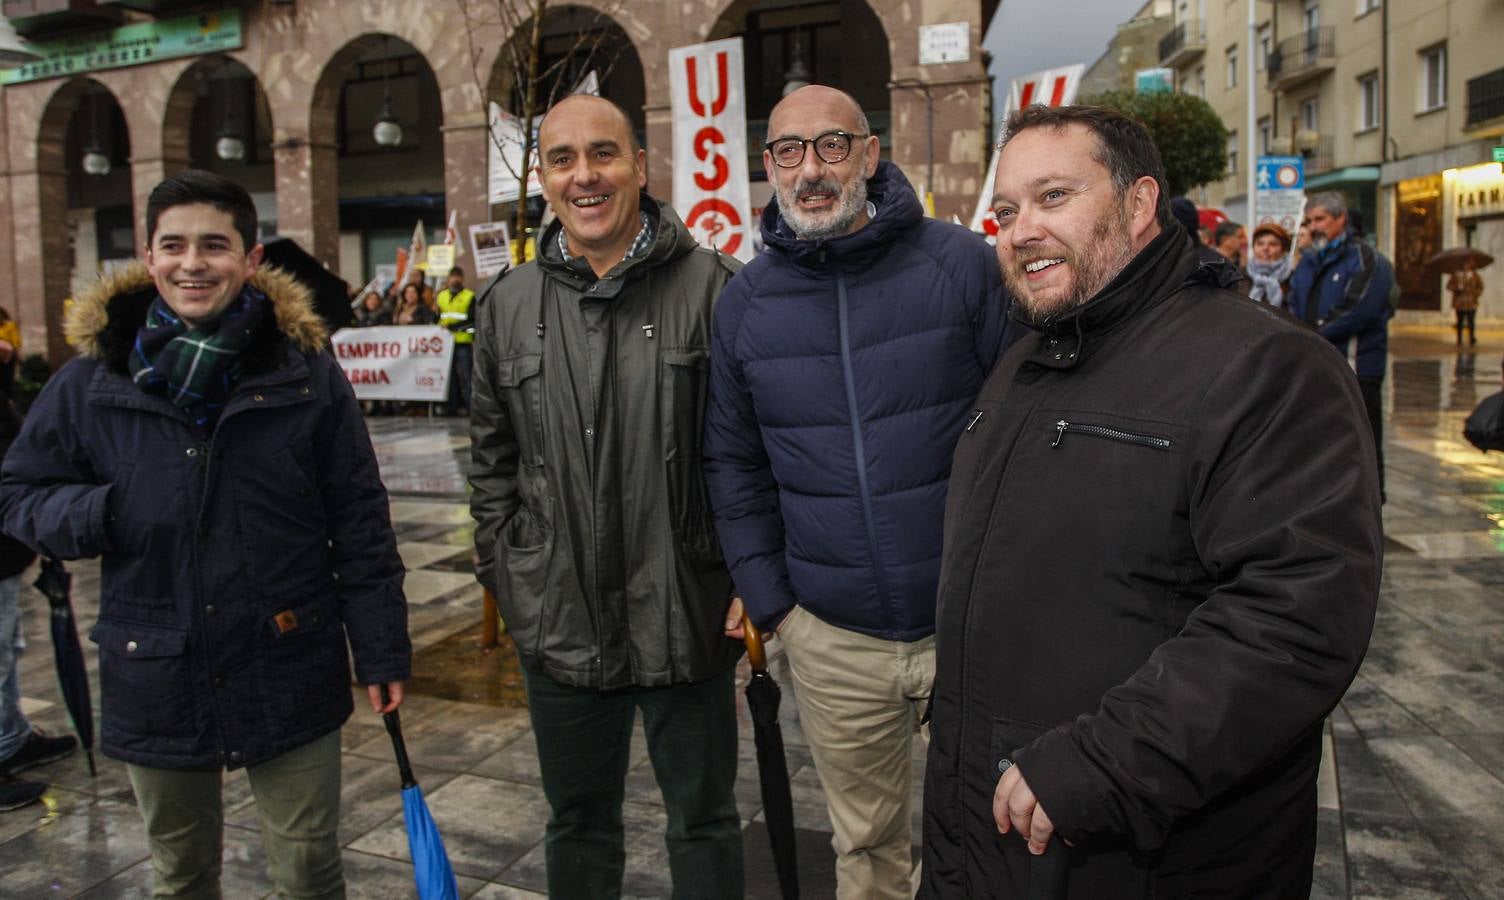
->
[704,85,1014,898]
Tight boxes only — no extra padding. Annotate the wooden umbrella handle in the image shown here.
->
[742,612,768,673]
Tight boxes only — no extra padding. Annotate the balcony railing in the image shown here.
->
[1298,135,1335,174]
[1158,19,1207,67]
[1267,27,1335,91]
[1467,67,1504,127]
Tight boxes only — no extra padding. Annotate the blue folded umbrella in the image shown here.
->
[382,689,459,900]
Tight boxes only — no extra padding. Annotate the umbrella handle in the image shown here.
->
[742,612,768,673]
[379,684,418,789]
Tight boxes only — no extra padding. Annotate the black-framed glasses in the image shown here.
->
[764,131,867,168]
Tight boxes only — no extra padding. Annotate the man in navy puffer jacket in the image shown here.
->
[705,85,1015,899]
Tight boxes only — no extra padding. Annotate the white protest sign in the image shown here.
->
[488,103,544,205]
[331,326,454,401]
[669,38,755,262]
[469,221,515,279]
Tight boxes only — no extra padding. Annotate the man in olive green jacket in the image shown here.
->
[469,94,743,899]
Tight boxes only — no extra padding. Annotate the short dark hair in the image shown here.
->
[146,169,258,252]
[1000,104,1172,228]
[1213,220,1244,244]
[448,266,465,278]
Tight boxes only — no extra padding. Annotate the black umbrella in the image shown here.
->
[32,558,95,776]
[1426,246,1494,274]
[742,614,799,900]
[260,236,355,333]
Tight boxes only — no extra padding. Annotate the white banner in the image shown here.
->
[331,326,455,401]
[969,63,1087,236]
[488,103,544,206]
[669,38,755,262]
[469,221,515,279]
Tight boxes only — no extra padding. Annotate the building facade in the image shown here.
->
[1153,0,1501,321]
[0,0,997,368]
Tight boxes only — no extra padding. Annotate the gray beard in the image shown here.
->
[779,176,869,242]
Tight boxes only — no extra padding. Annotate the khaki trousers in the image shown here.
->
[779,605,934,900]
[126,730,345,899]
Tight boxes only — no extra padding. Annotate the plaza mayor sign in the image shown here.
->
[0,10,243,85]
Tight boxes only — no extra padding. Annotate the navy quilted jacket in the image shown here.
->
[705,161,1015,640]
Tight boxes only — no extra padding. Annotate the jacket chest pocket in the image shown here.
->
[495,353,546,467]
[662,348,709,461]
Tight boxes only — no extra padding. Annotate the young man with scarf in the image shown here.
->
[0,170,410,898]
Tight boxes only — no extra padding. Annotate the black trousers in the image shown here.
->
[1456,310,1477,344]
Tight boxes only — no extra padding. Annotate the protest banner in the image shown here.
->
[469,221,515,279]
[331,326,454,401]
[669,37,755,262]
[968,63,1086,236]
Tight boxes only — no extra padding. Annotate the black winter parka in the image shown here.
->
[0,265,410,770]
[922,229,1382,898]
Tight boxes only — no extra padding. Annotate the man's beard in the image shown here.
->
[1005,201,1136,326]
[776,171,869,241]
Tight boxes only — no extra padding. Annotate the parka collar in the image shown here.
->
[65,262,328,376]
[759,159,923,272]
[534,192,699,300]
[1014,225,1199,371]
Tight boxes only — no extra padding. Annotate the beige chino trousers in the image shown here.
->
[778,604,934,900]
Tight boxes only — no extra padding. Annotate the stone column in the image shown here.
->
[9,167,72,364]
[442,121,491,262]
[129,155,191,251]
[272,138,340,271]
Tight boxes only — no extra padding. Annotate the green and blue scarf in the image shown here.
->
[128,286,268,433]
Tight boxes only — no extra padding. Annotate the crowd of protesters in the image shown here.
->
[0,86,1394,900]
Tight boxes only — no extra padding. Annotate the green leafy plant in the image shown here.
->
[1080,90,1230,196]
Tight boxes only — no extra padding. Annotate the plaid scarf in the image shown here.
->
[128,287,267,433]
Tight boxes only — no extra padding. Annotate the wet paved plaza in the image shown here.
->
[1,324,1503,898]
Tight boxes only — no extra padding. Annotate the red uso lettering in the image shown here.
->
[407,336,445,355]
[693,126,728,192]
[685,198,743,257]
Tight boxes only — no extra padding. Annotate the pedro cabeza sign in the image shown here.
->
[669,38,755,262]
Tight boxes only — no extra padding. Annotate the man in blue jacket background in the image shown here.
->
[705,85,1014,899]
[1287,191,1395,496]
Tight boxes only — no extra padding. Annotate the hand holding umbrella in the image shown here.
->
[380,684,459,900]
[742,613,800,900]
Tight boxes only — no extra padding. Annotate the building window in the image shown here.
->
[1195,65,1206,98]
[1258,24,1272,71]
[1227,130,1238,175]
[1358,71,1380,130]
[1227,45,1238,88]
[1259,116,1272,153]
[1421,44,1447,111]
[1301,97,1320,132]
[1357,0,1380,14]
[1303,0,1320,34]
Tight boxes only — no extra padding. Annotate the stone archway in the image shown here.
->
[160,56,276,235]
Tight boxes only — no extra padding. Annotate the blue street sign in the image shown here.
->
[1256,155,1304,191]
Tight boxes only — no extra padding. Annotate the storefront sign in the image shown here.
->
[0,10,242,85]
[1451,162,1504,219]
[331,326,454,401]
[669,37,754,262]
[1135,68,1174,94]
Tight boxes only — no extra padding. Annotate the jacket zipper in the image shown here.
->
[1052,419,1171,450]
[835,262,897,628]
[965,409,984,432]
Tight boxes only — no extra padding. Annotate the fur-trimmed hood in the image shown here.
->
[65,262,329,374]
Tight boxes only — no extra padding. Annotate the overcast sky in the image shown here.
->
[983,0,1147,127]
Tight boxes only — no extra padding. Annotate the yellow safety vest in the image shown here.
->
[436,288,476,344]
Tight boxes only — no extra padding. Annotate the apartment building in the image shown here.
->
[1153,0,1502,319]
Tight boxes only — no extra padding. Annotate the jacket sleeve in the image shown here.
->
[313,356,411,685]
[1318,242,1393,344]
[703,279,798,632]
[965,235,1020,375]
[468,287,522,597]
[1013,329,1382,850]
[0,363,115,560]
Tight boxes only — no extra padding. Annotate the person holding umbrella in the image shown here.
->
[0,389,77,811]
[0,170,411,896]
[1449,259,1484,346]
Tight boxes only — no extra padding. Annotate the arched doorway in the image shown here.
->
[310,34,445,289]
[485,5,646,253]
[708,0,891,214]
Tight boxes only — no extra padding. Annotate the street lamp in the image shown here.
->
[0,16,39,67]
[372,37,403,147]
[81,93,110,176]
[214,77,246,162]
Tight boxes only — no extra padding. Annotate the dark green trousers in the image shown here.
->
[522,666,743,899]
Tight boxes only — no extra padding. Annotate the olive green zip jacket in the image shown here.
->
[470,195,744,690]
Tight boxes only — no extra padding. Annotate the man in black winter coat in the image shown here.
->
[921,105,1382,898]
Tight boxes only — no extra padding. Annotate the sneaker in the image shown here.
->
[0,728,78,774]
[0,774,45,811]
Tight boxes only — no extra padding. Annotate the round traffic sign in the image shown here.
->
[1276,164,1300,188]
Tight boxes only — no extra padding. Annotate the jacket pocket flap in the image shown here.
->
[89,618,188,659]
[495,353,542,387]
[662,348,708,369]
